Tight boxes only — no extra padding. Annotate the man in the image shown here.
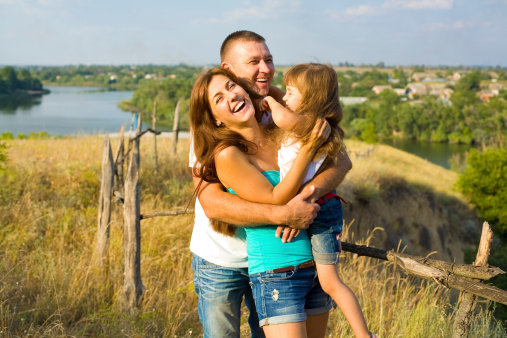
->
[189,31,352,338]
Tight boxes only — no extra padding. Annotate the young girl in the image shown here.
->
[259,63,374,338]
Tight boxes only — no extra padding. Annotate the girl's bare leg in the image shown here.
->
[306,311,329,338]
[262,321,307,338]
[317,263,370,338]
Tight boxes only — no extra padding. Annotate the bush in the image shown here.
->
[0,141,7,170]
[28,131,51,139]
[457,148,507,234]
[1,131,14,140]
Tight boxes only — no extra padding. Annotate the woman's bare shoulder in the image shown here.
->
[215,145,247,164]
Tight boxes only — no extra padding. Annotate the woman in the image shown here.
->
[190,67,331,338]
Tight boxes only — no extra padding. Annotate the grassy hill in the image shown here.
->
[0,137,504,336]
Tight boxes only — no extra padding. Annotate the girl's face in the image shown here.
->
[208,74,255,127]
[283,84,303,112]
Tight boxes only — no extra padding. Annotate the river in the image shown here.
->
[0,86,138,136]
[0,86,472,169]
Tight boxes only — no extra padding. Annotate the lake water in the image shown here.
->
[0,86,471,169]
[380,138,473,169]
[0,86,137,136]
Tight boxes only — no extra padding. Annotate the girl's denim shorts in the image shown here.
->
[309,196,343,265]
[249,265,332,327]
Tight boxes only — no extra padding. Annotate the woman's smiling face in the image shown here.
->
[208,74,255,127]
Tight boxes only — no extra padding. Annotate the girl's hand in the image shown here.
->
[306,119,331,152]
[259,96,275,112]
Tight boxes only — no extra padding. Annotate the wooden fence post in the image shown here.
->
[97,135,114,268]
[452,222,494,337]
[172,99,181,155]
[126,113,136,170]
[134,113,142,166]
[152,101,158,174]
[123,151,145,313]
[113,126,125,194]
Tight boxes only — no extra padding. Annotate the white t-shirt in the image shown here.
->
[188,112,272,268]
[278,138,326,183]
[189,136,249,268]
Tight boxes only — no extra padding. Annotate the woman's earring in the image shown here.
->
[216,121,222,127]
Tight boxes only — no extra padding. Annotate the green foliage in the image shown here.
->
[349,118,378,143]
[1,132,14,140]
[341,68,507,146]
[457,148,507,234]
[0,66,44,94]
[129,76,195,128]
[0,142,7,170]
[454,71,482,92]
[28,131,51,139]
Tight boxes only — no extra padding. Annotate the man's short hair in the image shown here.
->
[220,30,266,62]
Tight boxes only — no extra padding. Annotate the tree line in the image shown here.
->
[342,70,507,147]
[0,66,44,95]
[27,64,202,90]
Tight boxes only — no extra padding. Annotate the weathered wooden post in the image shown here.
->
[126,113,136,170]
[123,150,145,313]
[152,101,158,174]
[452,222,494,338]
[97,135,114,268]
[172,99,181,155]
[113,126,125,194]
[134,113,142,166]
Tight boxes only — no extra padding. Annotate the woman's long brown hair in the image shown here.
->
[189,67,263,236]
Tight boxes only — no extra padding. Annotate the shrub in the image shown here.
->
[1,131,14,140]
[0,141,7,170]
[457,148,507,234]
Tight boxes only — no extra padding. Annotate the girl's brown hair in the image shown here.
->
[283,63,345,162]
[189,67,263,236]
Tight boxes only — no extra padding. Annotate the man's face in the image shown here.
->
[222,41,275,96]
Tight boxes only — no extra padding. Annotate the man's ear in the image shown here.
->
[222,62,233,72]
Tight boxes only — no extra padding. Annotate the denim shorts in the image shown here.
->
[309,196,343,265]
[249,265,332,327]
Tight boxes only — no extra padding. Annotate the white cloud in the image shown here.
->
[191,0,301,24]
[422,21,492,31]
[384,0,453,10]
[326,4,382,21]
[345,5,377,16]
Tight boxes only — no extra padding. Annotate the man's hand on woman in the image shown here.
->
[275,185,320,243]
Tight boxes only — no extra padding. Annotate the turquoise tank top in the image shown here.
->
[227,170,313,274]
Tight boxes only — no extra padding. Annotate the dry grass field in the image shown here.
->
[0,136,504,337]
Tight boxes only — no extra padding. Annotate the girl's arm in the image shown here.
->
[260,96,308,132]
[215,121,330,205]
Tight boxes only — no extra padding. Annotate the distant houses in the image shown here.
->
[367,70,505,102]
[372,85,393,95]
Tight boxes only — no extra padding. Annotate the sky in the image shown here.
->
[1,0,506,67]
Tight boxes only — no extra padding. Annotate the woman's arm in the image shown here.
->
[215,121,330,205]
[194,177,319,228]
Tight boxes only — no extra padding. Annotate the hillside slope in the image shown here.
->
[338,140,480,263]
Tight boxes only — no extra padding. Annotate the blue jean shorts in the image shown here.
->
[249,265,332,327]
[309,196,343,265]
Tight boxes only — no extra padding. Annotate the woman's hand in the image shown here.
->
[305,118,331,153]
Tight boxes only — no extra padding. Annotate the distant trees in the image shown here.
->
[457,148,507,234]
[0,66,43,94]
[128,75,196,128]
[457,148,507,319]
[341,70,507,146]
[28,64,201,90]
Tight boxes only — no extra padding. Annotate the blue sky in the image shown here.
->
[1,0,506,67]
